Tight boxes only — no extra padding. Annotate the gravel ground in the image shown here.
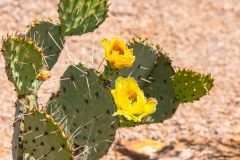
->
[0,0,240,159]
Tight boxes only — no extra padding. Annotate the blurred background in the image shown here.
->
[0,0,240,159]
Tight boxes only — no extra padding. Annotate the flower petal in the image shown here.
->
[144,98,157,115]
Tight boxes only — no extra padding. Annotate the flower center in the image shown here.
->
[128,91,137,103]
[112,44,124,55]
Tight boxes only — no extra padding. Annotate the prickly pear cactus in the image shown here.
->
[114,37,213,123]
[12,95,37,160]
[47,64,118,159]
[59,0,109,36]
[1,35,47,95]
[22,108,74,160]
[26,20,64,70]
[172,69,213,103]
[1,0,215,159]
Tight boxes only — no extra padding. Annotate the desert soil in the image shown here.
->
[0,0,240,160]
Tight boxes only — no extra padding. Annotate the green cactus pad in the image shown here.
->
[116,38,178,123]
[143,53,178,123]
[22,108,74,160]
[12,95,38,160]
[26,20,65,70]
[46,95,71,136]
[59,0,109,36]
[47,64,118,159]
[172,69,214,103]
[119,37,158,87]
[1,35,46,95]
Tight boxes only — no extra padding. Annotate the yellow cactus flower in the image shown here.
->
[36,70,51,81]
[111,77,157,122]
[101,38,135,70]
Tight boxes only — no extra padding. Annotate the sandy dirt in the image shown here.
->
[0,0,240,159]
